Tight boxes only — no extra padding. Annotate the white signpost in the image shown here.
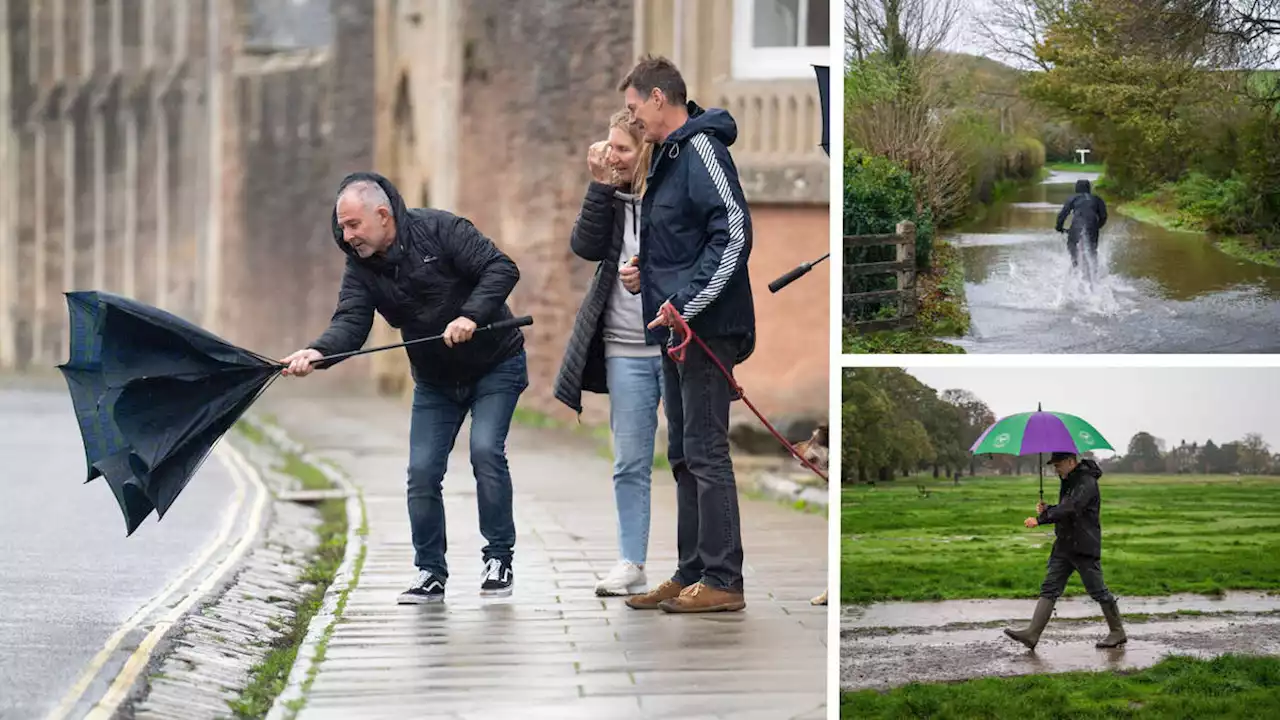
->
[1075,148,1092,164]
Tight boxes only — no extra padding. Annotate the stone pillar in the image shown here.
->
[0,0,14,370]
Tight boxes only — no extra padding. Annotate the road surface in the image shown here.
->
[0,382,240,719]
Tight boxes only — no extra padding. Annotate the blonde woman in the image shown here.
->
[554,111,660,596]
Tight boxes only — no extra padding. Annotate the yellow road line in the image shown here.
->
[81,443,268,720]
[42,443,252,720]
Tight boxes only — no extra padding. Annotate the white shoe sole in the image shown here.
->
[595,581,648,597]
[480,586,513,598]
[397,593,444,605]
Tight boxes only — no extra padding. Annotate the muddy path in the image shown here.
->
[841,592,1280,691]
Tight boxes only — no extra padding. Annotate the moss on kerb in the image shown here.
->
[224,418,350,720]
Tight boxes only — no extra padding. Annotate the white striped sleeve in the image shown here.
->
[681,133,747,321]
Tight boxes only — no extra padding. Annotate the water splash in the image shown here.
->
[972,234,1139,318]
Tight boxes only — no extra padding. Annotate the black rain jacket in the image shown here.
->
[309,172,523,386]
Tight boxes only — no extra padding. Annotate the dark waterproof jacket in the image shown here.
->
[309,171,524,387]
[1037,458,1105,558]
[1056,179,1108,240]
[552,181,631,414]
[641,102,755,359]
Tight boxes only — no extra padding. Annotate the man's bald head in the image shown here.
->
[335,180,396,258]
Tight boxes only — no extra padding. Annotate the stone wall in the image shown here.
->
[449,0,637,420]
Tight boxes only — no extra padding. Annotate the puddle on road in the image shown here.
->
[841,590,1280,629]
[841,613,1280,690]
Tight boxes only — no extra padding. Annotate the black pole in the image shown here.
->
[768,253,830,293]
[311,315,534,365]
[1039,452,1044,502]
[1038,401,1044,502]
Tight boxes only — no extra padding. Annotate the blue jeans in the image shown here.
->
[605,354,663,565]
[407,350,528,581]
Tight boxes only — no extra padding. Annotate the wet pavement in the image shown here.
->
[949,170,1280,354]
[841,593,1280,691]
[256,390,828,720]
[0,380,237,719]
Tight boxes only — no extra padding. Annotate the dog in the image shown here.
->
[793,424,829,476]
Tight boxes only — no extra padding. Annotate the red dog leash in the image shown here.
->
[657,303,828,482]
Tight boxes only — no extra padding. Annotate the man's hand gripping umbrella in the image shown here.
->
[648,302,828,482]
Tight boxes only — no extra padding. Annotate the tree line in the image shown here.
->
[842,368,1278,483]
[980,0,1280,246]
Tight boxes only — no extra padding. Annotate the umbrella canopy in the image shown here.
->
[970,405,1112,500]
[813,64,829,156]
[971,409,1113,456]
[56,291,284,535]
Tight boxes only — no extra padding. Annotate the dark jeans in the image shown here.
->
[662,334,745,593]
[407,350,528,581]
[1040,548,1115,603]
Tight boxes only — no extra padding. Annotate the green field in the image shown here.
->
[842,654,1280,720]
[842,475,1280,604]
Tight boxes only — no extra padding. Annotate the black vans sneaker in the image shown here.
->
[480,558,513,598]
[397,570,445,604]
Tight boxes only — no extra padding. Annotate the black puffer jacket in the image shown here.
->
[1037,458,1105,558]
[308,171,524,386]
[1056,179,1108,239]
[553,181,628,414]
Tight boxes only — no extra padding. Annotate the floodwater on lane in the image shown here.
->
[949,171,1280,353]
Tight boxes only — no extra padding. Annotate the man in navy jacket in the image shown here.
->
[616,55,755,614]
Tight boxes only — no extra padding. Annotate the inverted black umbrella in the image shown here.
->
[768,64,830,294]
[57,290,532,535]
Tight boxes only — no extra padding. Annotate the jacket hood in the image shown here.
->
[331,171,411,268]
[1075,179,1092,194]
[613,189,641,204]
[666,101,738,148]
[1076,457,1103,479]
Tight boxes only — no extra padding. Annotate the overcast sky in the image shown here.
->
[903,367,1280,453]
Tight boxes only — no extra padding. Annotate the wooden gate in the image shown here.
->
[843,220,917,333]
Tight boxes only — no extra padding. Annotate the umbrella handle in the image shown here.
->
[768,253,830,293]
[308,315,534,365]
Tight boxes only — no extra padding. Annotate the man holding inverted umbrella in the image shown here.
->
[971,405,1128,650]
[282,172,529,605]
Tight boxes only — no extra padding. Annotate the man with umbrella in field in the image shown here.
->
[280,172,528,605]
[1004,451,1127,651]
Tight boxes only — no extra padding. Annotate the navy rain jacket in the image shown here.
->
[639,102,755,359]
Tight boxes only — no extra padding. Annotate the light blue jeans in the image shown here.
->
[605,354,663,566]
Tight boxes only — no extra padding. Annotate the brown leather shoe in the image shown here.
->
[658,582,746,613]
[624,579,686,610]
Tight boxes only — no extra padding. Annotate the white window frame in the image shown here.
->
[731,0,830,80]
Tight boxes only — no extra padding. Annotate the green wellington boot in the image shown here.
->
[1097,600,1128,648]
[1003,597,1055,650]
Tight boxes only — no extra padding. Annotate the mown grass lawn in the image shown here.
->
[842,654,1280,720]
[842,474,1280,604]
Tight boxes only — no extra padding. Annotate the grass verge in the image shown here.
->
[841,474,1280,604]
[225,424,349,720]
[1116,197,1280,268]
[1046,161,1106,174]
[843,241,969,354]
[841,654,1280,719]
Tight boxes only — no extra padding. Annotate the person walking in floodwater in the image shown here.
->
[1004,451,1127,651]
[1055,179,1108,271]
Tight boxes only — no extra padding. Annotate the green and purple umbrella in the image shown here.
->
[970,404,1113,499]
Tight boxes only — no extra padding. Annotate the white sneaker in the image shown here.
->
[595,561,647,596]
